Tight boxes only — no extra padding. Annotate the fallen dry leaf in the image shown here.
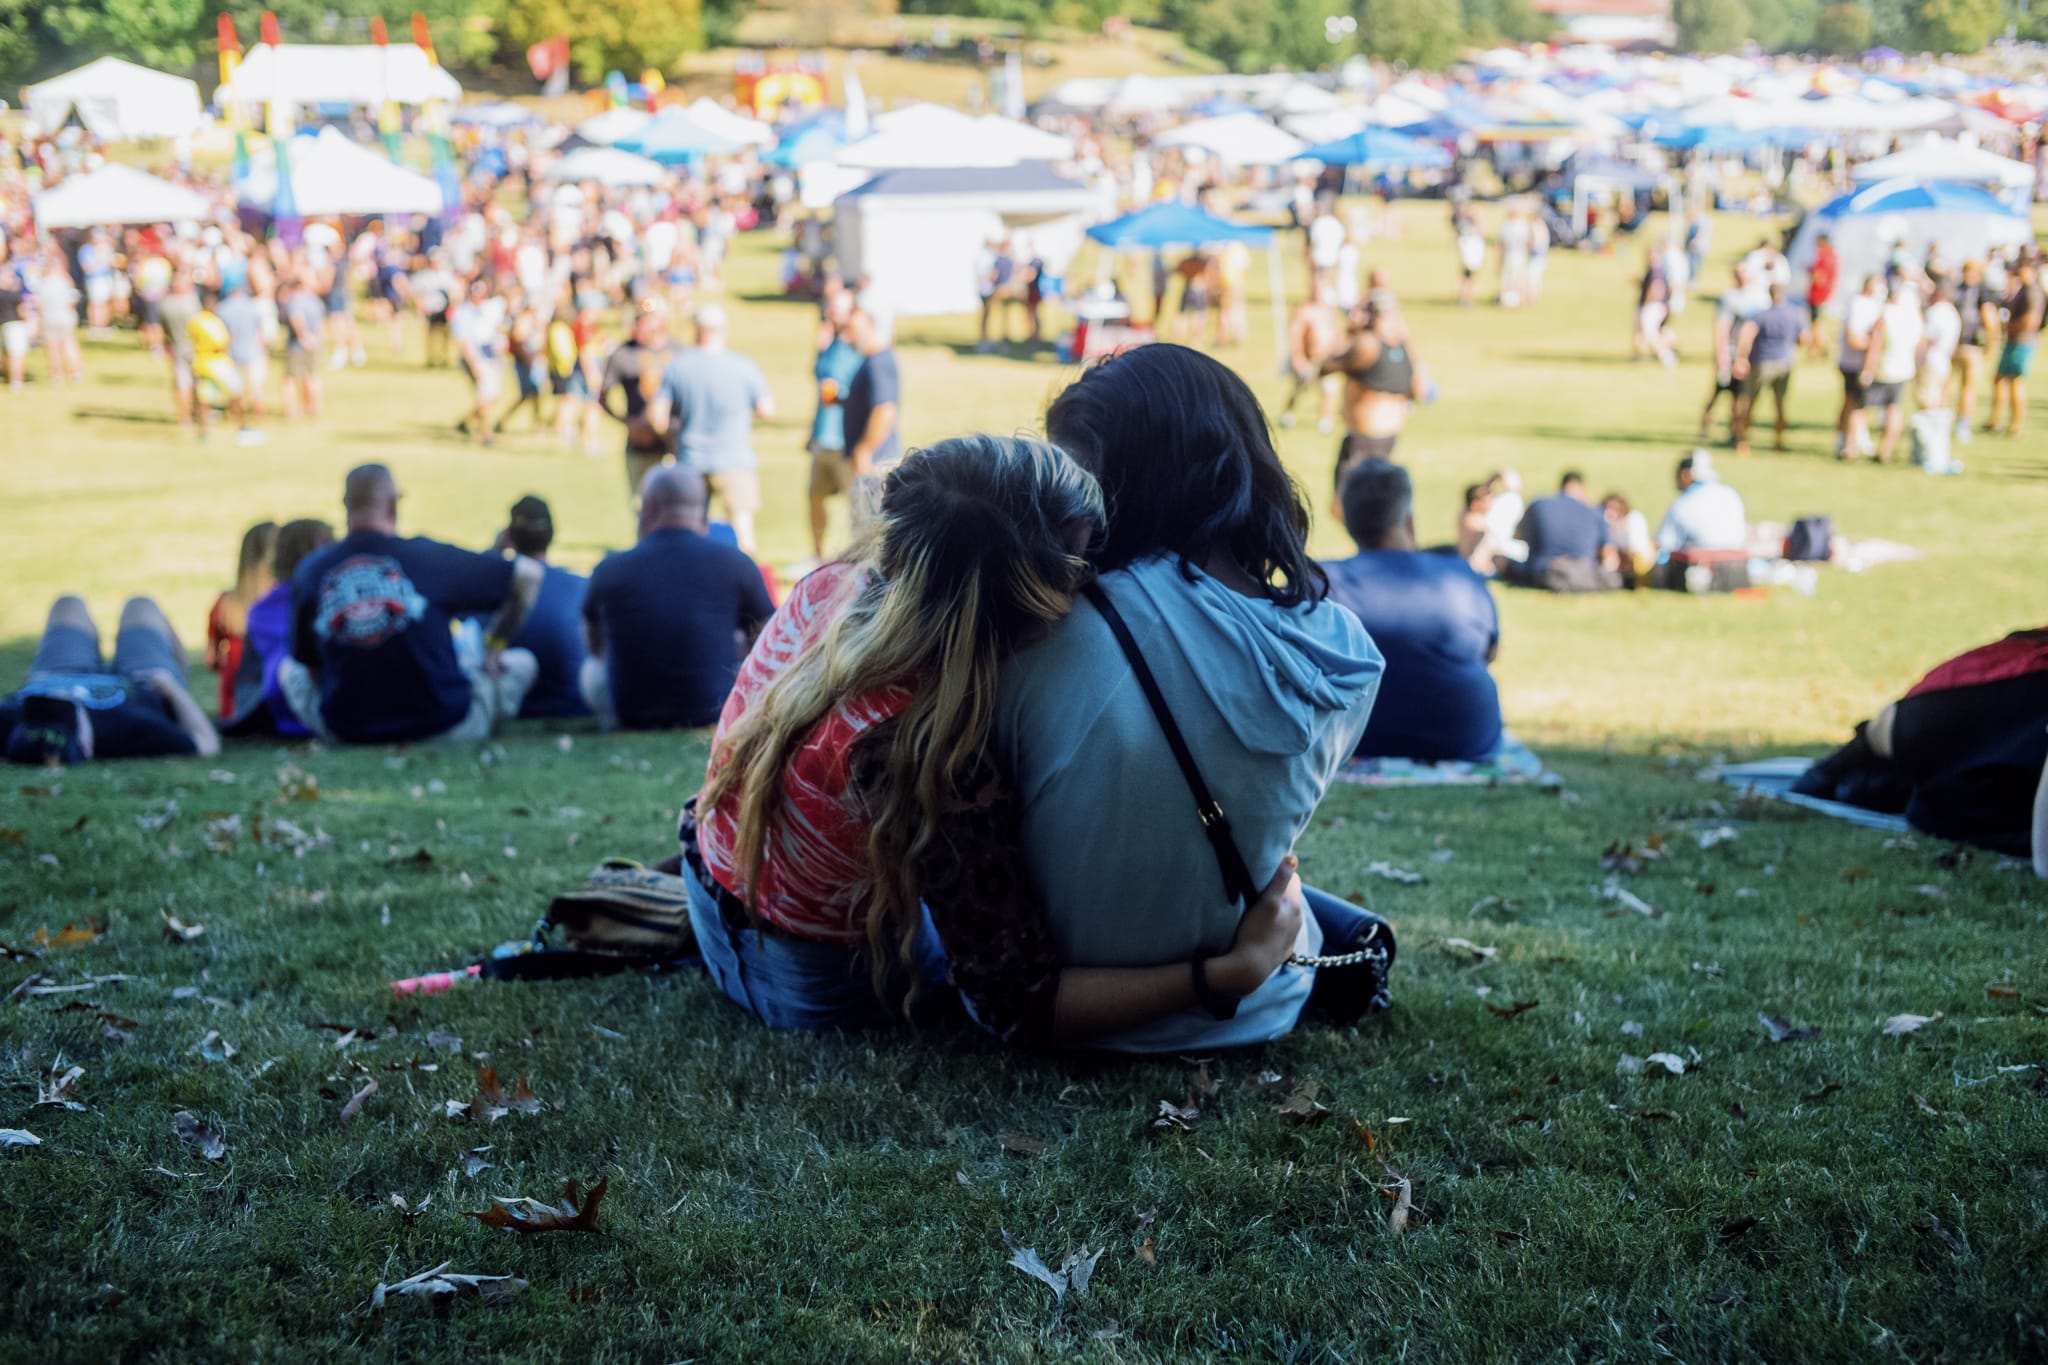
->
[171,1111,226,1161]
[463,1176,609,1235]
[1646,1052,1688,1076]
[33,922,103,950]
[1600,881,1663,918]
[1883,1013,1943,1037]
[160,913,205,944]
[1349,1117,1377,1152]
[1275,1079,1330,1125]
[1153,1099,1200,1132]
[1380,1159,1415,1236]
[1005,1238,1102,1305]
[191,1031,236,1063]
[1136,1236,1158,1268]
[1134,1208,1158,1230]
[371,1261,525,1310]
[1,1128,42,1147]
[1485,999,1541,1020]
[389,1192,433,1224]
[36,1065,86,1111]
[1191,1060,1219,1099]
[1363,861,1424,886]
[1759,1013,1821,1044]
[999,1132,1049,1157]
[1988,987,2019,1000]
[1439,937,1498,964]
[1719,1215,1761,1244]
[458,1147,495,1177]
[339,1080,379,1123]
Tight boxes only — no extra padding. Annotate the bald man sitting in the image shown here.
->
[278,464,545,745]
[580,466,775,731]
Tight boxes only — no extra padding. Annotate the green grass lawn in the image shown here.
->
[2,204,2046,1361]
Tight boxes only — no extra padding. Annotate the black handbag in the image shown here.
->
[1082,583,1393,1022]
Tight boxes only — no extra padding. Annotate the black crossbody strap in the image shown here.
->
[1083,582,1259,907]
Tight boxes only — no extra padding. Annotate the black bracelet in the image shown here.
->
[1191,956,1240,1021]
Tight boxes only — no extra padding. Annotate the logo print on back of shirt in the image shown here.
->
[316,555,427,648]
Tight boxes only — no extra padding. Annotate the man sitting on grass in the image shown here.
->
[579,466,775,732]
[279,464,543,745]
[2,595,220,765]
[1651,450,1749,591]
[1321,459,1502,763]
[1505,471,1620,592]
[488,495,590,720]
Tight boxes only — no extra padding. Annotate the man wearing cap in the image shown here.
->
[488,496,590,720]
[1651,451,1748,590]
[646,303,775,553]
[597,298,682,501]
[278,464,544,745]
[841,291,902,531]
[1,596,220,766]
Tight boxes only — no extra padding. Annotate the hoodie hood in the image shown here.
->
[1120,555,1382,758]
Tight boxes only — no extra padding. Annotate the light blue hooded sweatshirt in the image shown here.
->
[993,553,1383,1051]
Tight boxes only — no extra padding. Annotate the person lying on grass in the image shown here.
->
[2,595,220,765]
[993,344,1394,1052]
[679,435,1309,1045]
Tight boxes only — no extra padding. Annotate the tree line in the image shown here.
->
[1,0,2029,96]
[0,0,745,90]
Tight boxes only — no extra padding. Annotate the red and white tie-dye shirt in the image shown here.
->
[696,562,913,943]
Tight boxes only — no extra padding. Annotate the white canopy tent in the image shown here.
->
[239,129,443,218]
[24,58,204,142]
[1788,179,2035,308]
[833,164,1108,316]
[1850,137,2034,193]
[33,164,213,229]
[1153,112,1306,166]
[684,98,774,148]
[549,146,670,189]
[837,104,1072,170]
[217,44,461,109]
[575,108,652,146]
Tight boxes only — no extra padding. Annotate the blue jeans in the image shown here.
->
[1301,884,1376,947]
[684,858,951,1032]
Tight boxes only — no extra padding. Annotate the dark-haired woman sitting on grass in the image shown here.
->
[678,434,1307,1045]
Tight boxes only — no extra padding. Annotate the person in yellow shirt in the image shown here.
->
[188,287,254,444]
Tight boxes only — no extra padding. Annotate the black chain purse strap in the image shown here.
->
[1082,583,1378,971]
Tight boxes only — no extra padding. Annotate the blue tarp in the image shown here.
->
[1295,127,1451,170]
[1085,201,1274,248]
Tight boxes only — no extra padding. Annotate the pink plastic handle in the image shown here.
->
[389,963,483,996]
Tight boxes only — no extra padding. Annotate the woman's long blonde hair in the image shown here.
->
[700,435,1104,1004]
[218,521,279,638]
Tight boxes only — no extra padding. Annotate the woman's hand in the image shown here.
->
[1206,855,1305,999]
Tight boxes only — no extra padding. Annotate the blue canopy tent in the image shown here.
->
[615,105,746,165]
[1296,126,1451,197]
[1788,178,2034,299]
[1295,126,1451,170]
[1650,124,1781,154]
[762,123,845,170]
[1084,202,1286,356]
[1187,95,1258,118]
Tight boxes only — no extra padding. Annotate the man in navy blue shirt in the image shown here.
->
[1508,471,1620,592]
[841,292,901,532]
[1321,460,1502,763]
[281,464,545,745]
[492,495,590,719]
[580,465,776,731]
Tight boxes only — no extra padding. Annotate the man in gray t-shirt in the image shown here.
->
[159,265,201,423]
[214,282,269,418]
[646,304,774,552]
